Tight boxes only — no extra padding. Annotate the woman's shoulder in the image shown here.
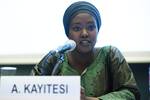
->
[96,45,123,58]
[98,45,125,61]
[96,45,119,53]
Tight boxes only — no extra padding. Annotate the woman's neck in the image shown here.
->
[67,49,97,73]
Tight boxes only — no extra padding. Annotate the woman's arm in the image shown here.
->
[31,50,58,75]
[98,46,140,100]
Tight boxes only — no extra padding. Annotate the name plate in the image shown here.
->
[0,76,80,100]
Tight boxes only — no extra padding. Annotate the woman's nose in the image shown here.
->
[81,28,88,38]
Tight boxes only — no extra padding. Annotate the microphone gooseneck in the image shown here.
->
[51,40,76,75]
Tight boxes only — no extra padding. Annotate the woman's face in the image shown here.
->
[68,13,98,54]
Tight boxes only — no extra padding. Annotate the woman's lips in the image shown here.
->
[79,40,91,46]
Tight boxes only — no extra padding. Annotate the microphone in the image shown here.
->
[56,40,76,54]
[46,40,76,62]
[46,40,76,75]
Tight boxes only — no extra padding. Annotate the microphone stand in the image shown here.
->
[51,53,64,75]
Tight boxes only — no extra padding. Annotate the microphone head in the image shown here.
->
[57,40,76,53]
[66,40,76,52]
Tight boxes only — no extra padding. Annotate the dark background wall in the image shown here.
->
[0,63,149,100]
[129,63,149,100]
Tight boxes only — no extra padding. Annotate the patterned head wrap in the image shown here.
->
[63,1,101,37]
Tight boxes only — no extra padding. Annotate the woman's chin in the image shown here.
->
[77,46,93,54]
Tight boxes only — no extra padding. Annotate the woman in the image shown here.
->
[32,1,140,100]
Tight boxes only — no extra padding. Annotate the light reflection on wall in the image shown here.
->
[0,0,149,55]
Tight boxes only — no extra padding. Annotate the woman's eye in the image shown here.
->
[87,24,96,31]
[72,26,82,32]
